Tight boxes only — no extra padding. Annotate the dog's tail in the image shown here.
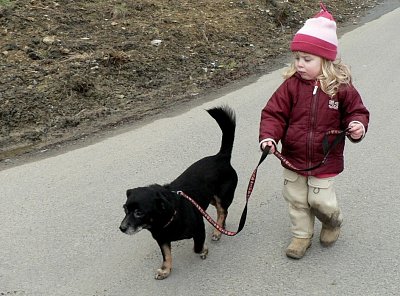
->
[206,105,236,156]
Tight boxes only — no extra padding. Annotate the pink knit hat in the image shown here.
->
[290,3,338,61]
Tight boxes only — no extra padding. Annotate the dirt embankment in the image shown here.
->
[0,0,379,162]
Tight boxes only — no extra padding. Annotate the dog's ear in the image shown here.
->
[155,196,167,211]
[156,198,166,212]
[155,193,173,212]
[126,189,133,197]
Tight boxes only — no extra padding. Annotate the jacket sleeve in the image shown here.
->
[259,80,292,145]
[340,84,370,142]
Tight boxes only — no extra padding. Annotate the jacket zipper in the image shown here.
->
[307,80,319,175]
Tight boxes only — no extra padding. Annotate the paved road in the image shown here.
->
[1,6,400,296]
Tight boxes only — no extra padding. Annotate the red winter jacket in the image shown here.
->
[259,73,370,176]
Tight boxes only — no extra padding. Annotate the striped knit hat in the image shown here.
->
[290,3,338,61]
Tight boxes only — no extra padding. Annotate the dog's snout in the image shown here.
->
[119,225,127,233]
[120,215,130,233]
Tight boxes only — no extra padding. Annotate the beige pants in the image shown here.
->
[282,168,343,239]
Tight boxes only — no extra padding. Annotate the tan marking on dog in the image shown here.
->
[200,245,208,259]
[211,195,227,241]
[155,244,172,280]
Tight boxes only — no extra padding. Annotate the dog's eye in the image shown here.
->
[133,209,144,218]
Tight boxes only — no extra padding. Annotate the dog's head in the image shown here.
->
[119,185,175,235]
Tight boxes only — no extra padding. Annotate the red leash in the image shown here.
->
[273,128,349,172]
[177,129,348,236]
[177,151,265,236]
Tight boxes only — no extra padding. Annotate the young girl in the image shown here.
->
[259,3,370,259]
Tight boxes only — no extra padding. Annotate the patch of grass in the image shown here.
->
[0,0,12,7]
[112,3,129,19]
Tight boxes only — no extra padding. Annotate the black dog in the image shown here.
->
[119,106,238,280]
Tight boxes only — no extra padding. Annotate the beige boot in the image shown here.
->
[286,237,312,259]
[320,225,341,247]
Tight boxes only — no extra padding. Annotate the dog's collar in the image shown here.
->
[163,210,177,228]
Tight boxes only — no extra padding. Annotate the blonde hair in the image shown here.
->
[283,53,352,97]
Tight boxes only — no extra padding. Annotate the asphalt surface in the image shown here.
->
[1,6,400,296]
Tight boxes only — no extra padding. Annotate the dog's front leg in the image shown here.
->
[193,228,208,259]
[155,242,172,280]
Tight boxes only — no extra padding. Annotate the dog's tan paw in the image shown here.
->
[211,233,222,241]
[155,268,171,280]
[200,247,208,259]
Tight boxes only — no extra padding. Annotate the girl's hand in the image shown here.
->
[261,141,276,154]
[348,122,364,140]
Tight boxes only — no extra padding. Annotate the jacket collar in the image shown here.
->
[293,72,318,85]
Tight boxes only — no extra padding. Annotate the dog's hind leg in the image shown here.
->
[155,242,172,280]
[212,176,237,240]
[210,195,227,241]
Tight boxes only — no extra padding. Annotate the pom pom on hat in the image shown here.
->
[290,2,338,61]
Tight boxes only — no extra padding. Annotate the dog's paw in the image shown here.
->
[211,232,222,241]
[200,247,208,260]
[155,268,171,280]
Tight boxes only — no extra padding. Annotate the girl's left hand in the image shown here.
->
[348,123,364,139]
